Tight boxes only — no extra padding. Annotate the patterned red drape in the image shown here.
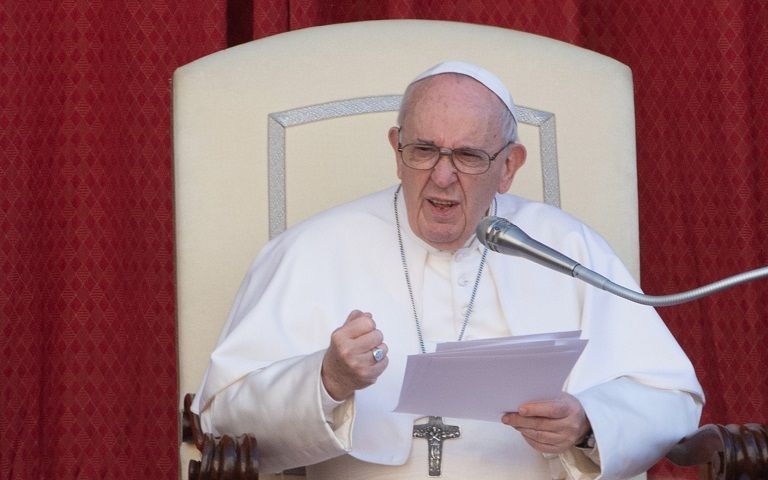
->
[0,2,227,478]
[1,1,765,479]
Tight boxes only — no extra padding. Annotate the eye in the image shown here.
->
[454,149,487,164]
[409,145,437,159]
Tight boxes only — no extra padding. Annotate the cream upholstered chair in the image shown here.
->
[173,19,641,479]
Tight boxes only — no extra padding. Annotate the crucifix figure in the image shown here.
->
[412,416,461,476]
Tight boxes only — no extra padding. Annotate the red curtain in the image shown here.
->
[0,2,227,478]
[1,1,765,479]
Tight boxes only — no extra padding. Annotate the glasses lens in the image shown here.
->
[402,145,439,169]
[400,144,492,174]
[453,149,491,174]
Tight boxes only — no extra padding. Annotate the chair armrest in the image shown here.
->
[182,393,260,480]
[665,423,768,479]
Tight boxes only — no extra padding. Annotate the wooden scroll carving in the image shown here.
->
[182,393,260,480]
[666,423,768,479]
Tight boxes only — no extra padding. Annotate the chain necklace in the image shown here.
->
[393,185,495,354]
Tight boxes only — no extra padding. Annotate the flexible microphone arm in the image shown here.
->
[477,216,768,307]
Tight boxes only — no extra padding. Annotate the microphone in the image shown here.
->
[477,216,768,307]
[476,216,580,276]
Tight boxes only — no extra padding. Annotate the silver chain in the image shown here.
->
[393,185,494,354]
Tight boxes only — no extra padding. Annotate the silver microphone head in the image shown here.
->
[476,216,512,251]
[476,216,580,275]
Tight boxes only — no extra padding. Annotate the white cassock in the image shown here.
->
[193,185,704,480]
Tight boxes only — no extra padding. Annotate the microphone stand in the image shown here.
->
[478,216,768,307]
[572,264,768,307]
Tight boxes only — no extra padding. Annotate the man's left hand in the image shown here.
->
[501,393,591,454]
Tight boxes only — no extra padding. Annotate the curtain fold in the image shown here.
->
[1,1,765,478]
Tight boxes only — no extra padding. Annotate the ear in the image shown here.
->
[388,127,404,180]
[497,143,527,193]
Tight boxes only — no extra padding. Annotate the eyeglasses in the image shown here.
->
[397,133,512,175]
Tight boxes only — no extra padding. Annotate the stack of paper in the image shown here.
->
[393,331,587,422]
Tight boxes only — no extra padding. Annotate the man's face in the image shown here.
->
[389,75,526,251]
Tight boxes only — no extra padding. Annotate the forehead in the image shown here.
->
[402,75,506,142]
[410,74,503,110]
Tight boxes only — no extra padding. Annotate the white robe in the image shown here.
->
[193,185,704,479]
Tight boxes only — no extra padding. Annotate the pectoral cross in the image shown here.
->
[412,416,460,476]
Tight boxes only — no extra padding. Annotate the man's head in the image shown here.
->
[389,61,527,251]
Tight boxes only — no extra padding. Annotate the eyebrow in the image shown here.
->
[413,138,485,150]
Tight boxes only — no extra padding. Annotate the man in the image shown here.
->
[193,61,703,479]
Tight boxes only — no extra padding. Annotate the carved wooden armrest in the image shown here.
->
[182,393,260,480]
[665,423,768,479]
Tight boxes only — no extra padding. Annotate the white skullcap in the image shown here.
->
[410,61,517,117]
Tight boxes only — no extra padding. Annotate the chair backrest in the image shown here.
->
[172,19,638,478]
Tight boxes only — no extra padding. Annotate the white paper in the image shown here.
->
[393,331,587,422]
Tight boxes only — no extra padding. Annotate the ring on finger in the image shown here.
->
[371,346,385,362]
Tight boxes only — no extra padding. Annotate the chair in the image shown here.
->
[172,19,765,480]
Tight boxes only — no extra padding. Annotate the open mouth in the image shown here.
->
[428,199,458,211]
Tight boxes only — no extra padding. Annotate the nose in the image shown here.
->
[430,150,458,187]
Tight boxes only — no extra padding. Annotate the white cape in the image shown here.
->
[194,186,703,478]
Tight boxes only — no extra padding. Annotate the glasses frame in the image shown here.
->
[396,128,513,175]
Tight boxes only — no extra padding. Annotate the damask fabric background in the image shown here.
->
[1,1,765,479]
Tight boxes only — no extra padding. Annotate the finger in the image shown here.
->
[340,311,376,338]
[370,354,389,375]
[369,342,388,364]
[517,427,564,447]
[329,328,383,363]
[344,309,369,323]
[352,347,389,385]
[516,428,569,454]
[517,398,570,419]
[329,327,384,369]
[502,413,558,433]
[357,329,385,352]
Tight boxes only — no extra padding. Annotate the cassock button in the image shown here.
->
[454,248,473,262]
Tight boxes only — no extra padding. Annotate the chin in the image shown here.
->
[423,232,465,251]
[417,218,468,250]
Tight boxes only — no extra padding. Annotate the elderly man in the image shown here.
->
[193,62,703,479]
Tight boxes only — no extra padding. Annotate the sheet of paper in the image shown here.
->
[393,331,587,422]
[435,330,582,351]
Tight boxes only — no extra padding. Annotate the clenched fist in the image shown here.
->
[321,310,388,401]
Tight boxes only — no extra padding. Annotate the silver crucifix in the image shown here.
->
[412,416,460,476]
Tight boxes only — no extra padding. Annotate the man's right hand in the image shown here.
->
[321,310,388,401]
